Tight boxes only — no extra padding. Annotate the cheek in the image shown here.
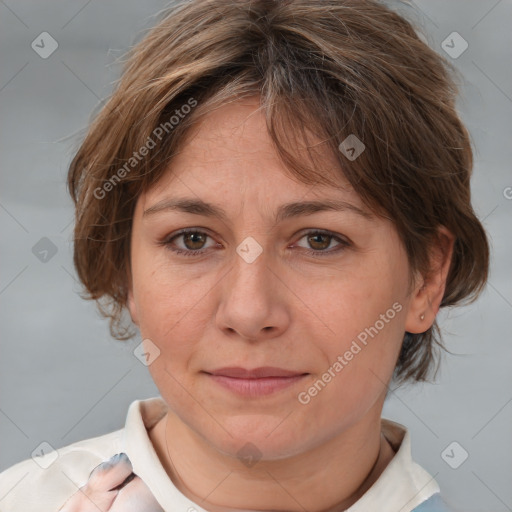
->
[303,250,407,405]
[131,263,219,397]
[131,244,210,335]
[317,253,407,348]
[135,283,209,365]
[296,304,406,436]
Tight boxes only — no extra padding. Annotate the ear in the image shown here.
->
[405,226,455,334]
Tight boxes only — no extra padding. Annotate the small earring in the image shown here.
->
[420,314,425,321]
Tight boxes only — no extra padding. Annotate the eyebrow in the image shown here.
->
[142,197,373,222]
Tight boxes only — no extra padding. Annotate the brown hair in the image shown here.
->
[67,0,489,385]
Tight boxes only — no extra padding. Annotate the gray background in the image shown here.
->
[0,1,510,511]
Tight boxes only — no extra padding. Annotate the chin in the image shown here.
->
[200,414,314,463]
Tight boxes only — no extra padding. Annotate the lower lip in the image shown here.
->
[207,374,308,397]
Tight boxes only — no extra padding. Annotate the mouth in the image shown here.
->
[203,367,309,397]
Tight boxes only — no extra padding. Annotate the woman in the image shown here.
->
[0,0,489,510]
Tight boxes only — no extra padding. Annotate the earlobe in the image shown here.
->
[405,227,455,334]
[405,282,429,334]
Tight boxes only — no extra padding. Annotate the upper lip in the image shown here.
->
[206,367,307,378]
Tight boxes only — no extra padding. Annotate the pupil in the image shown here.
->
[186,232,204,249]
[310,234,329,250]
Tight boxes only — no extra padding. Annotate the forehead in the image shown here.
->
[142,97,366,213]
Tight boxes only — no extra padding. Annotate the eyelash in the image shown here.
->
[161,228,350,258]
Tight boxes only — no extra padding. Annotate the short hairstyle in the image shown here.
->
[67,0,489,385]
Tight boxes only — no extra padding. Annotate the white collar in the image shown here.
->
[123,397,440,512]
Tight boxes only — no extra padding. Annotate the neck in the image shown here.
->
[149,406,396,512]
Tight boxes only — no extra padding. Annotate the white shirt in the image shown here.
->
[0,397,450,511]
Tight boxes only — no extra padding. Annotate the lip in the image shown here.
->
[204,367,309,397]
[207,366,306,378]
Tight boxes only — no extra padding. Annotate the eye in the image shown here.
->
[162,229,217,257]
[293,230,350,257]
[161,228,350,258]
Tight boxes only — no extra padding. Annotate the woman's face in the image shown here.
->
[128,97,422,459]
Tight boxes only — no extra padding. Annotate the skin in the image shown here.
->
[58,453,163,511]
[127,96,454,512]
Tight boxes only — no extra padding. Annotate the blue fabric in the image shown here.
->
[412,493,453,512]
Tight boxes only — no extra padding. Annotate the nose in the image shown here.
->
[215,244,291,342]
